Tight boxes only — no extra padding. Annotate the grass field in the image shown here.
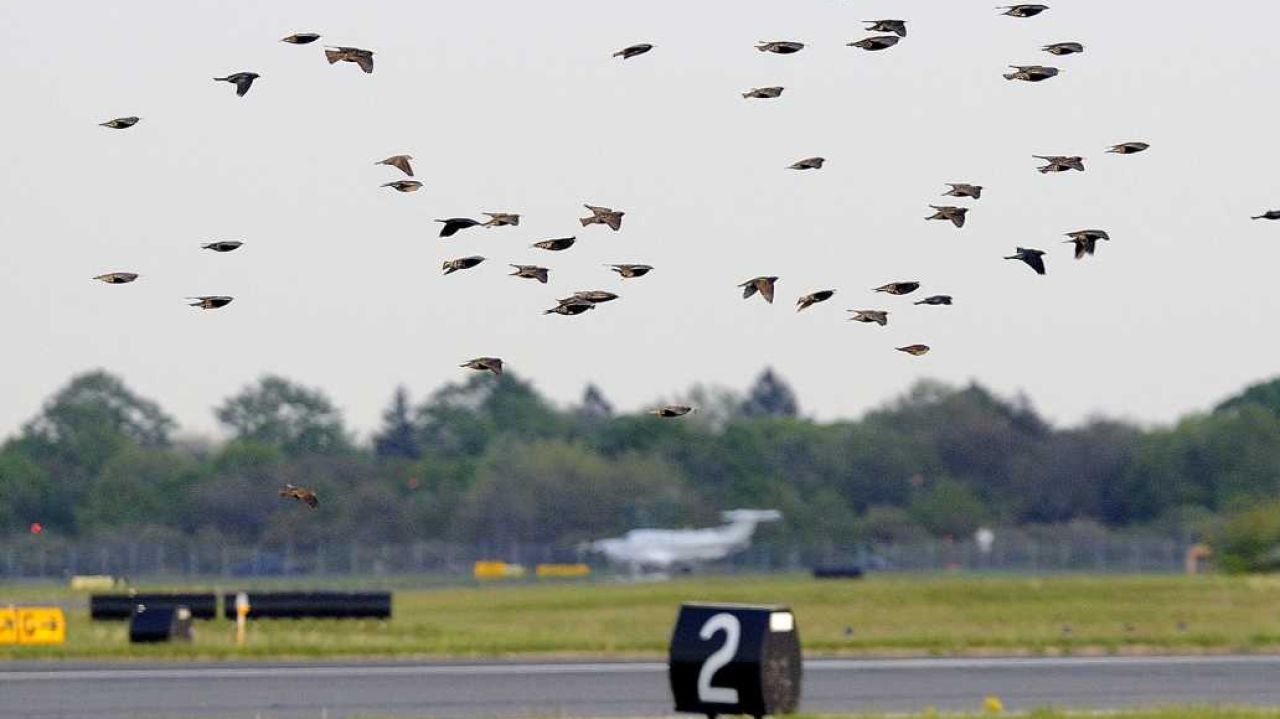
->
[4,573,1280,660]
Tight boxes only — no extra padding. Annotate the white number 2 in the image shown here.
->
[697,612,741,705]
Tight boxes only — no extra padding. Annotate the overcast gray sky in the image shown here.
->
[2,0,1278,441]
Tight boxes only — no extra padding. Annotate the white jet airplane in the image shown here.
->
[588,509,782,575]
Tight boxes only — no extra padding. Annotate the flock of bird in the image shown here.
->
[89,4,1277,508]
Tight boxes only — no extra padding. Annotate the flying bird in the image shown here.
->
[1004,65,1059,82]
[914,295,953,306]
[460,357,503,376]
[482,212,520,227]
[324,46,374,73]
[608,263,653,278]
[743,86,784,99]
[1042,42,1084,55]
[1005,247,1047,275]
[545,299,596,316]
[202,241,244,253]
[279,483,319,509]
[533,237,576,251]
[926,206,968,228]
[281,33,321,45]
[796,290,836,312]
[999,4,1049,18]
[382,180,423,192]
[376,155,414,176]
[614,43,653,59]
[756,41,804,54]
[1034,155,1085,173]
[864,20,907,37]
[739,276,778,304]
[443,256,485,275]
[1107,141,1150,155]
[897,344,931,356]
[874,281,920,295]
[569,290,619,304]
[943,183,983,200]
[650,405,695,418]
[847,310,889,326]
[848,36,900,51]
[1252,210,1280,220]
[580,205,624,231]
[437,218,481,238]
[1064,229,1110,259]
[93,272,139,284]
[788,156,825,170]
[187,296,234,309]
[213,72,260,97]
[509,265,550,283]
[99,116,139,129]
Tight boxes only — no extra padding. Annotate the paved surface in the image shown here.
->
[5,655,1280,718]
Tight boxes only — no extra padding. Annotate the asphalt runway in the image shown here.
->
[6,655,1280,718]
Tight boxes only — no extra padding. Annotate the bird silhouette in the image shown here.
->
[999,4,1049,18]
[482,212,520,227]
[1043,42,1084,55]
[874,281,920,295]
[788,157,825,170]
[442,256,485,275]
[756,41,804,54]
[533,237,576,251]
[848,36,900,51]
[281,33,321,45]
[943,183,983,200]
[324,46,374,73]
[202,241,244,253]
[847,310,889,326]
[460,357,503,376]
[864,20,907,37]
[382,180,423,192]
[614,43,654,59]
[437,218,481,238]
[742,86,784,99]
[1005,247,1047,275]
[1107,142,1150,155]
[279,483,319,509]
[1034,155,1085,173]
[926,206,968,228]
[187,296,234,309]
[1004,65,1059,82]
[580,205,624,231]
[376,155,414,176]
[650,405,695,417]
[509,265,550,283]
[739,276,778,303]
[99,116,139,129]
[213,72,260,97]
[796,290,836,312]
[93,272,139,284]
[608,263,653,278]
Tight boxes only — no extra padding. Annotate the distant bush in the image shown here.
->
[1216,499,1280,573]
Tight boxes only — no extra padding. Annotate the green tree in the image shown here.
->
[374,386,421,460]
[1216,377,1280,418]
[20,369,175,473]
[453,439,694,544]
[215,376,351,456]
[739,368,799,418]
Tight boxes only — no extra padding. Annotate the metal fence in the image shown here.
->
[0,536,1191,580]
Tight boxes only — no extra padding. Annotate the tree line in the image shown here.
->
[2,368,1279,550]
